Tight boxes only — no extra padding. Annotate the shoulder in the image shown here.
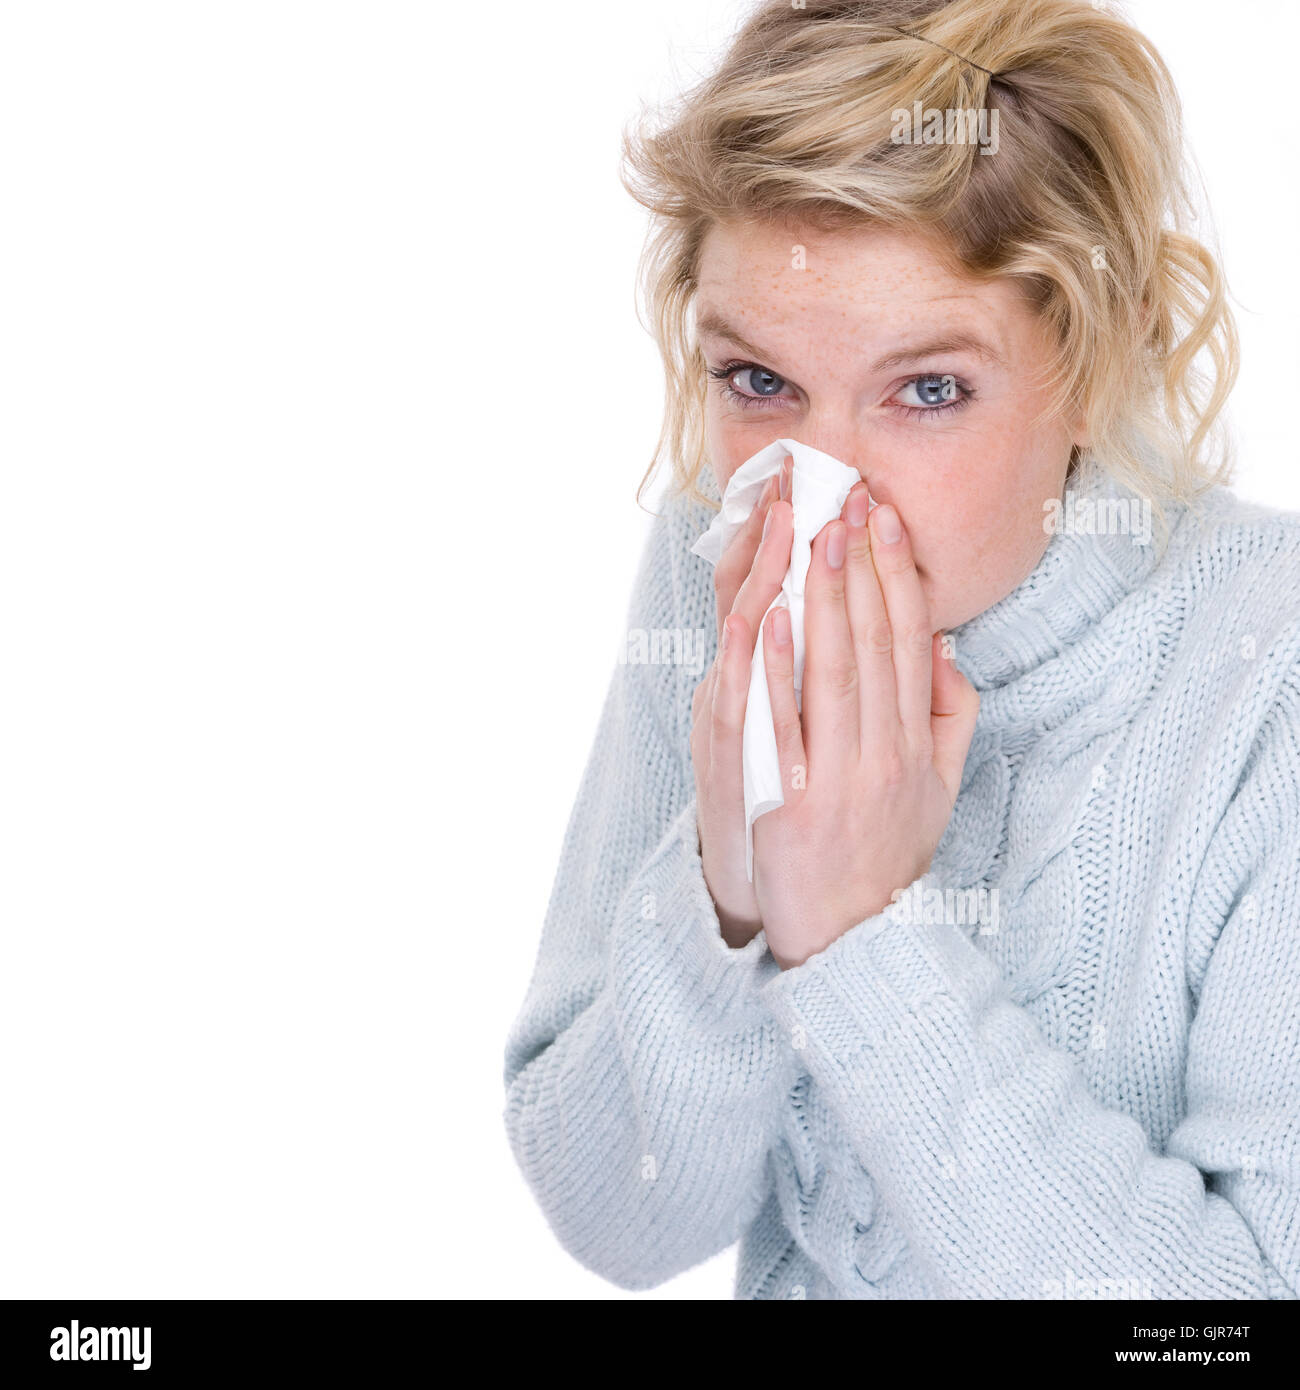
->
[1163,484,1300,836]
[1152,486,1300,713]
[627,487,720,641]
[1163,484,1300,642]
[1148,489,1300,989]
[617,487,720,754]
[1124,484,1300,841]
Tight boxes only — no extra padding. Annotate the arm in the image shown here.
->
[759,670,1300,1299]
[503,500,792,1291]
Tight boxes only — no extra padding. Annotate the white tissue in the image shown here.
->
[690,438,872,881]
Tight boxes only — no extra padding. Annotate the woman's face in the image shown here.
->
[695,218,1087,634]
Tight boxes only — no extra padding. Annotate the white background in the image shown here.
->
[0,1,1295,1299]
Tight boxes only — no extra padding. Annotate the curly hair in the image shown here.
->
[620,0,1239,546]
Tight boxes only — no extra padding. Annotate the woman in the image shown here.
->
[503,0,1300,1299]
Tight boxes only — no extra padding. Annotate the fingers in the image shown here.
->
[867,503,934,754]
[713,457,789,645]
[801,514,860,764]
[713,474,774,647]
[841,483,897,747]
[708,612,753,805]
[728,492,793,646]
[690,663,715,772]
[929,631,981,800]
[762,604,807,803]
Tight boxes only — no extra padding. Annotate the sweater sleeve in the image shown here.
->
[502,499,790,1291]
[758,668,1300,1300]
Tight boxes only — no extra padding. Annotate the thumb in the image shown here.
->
[929,631,980,800]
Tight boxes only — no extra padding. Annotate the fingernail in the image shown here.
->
[762,507,773,541]
[779,459,791,501]
[772,607,792,648]
[721,617,732,653]
[827,522,846,570]
[873,504,901,544]
[846,489,869,528]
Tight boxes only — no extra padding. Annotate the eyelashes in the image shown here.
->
[706,361,787,405]
[706,359,976,421]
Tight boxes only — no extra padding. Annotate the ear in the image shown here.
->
[1063,379,1091,452]
[1070,408,1092,452]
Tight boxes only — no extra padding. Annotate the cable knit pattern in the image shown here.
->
[503,458,1300,1299]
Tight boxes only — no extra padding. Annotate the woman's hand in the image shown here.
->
[692,457,795,948]
[752,483,981,970]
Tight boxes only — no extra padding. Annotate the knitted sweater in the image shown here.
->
[503,459,1300,1299]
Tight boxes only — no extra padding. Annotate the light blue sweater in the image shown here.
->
[503,459,1300,1299]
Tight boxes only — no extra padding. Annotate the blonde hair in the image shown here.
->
[620,0,1239,545]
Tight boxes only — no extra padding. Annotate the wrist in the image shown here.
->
[765,892,894,970]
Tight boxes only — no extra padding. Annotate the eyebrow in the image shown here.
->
[869,334,1006,371]
[694,309,775,365]
[695,309,1006,373]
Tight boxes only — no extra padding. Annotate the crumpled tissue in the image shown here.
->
[690,438,872,880]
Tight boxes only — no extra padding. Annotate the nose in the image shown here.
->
[797,428,874,495]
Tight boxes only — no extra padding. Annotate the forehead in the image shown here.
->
[695,217,1029,327]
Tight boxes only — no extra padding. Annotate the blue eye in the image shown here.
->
[891,373,974,420]
[705,359,976,420]
[898,374,958,406]
[706,361,793,409]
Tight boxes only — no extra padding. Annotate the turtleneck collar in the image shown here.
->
[949,458,1179,696]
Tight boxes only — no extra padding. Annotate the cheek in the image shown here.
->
[706,414,789,503]
[906,494,1047,631]
[884,418,1067,628]
[899,398,1066,532]
[703,406,737,494]
[704,409,780,495]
